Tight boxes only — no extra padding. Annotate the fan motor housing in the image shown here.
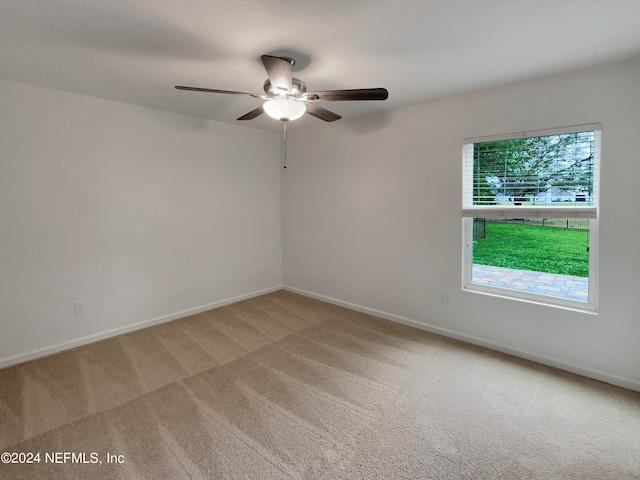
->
[263,78,307,98]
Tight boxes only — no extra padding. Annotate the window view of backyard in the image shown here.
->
[471,219,589,301]
[474,219,588,277]
[462,126,598,307]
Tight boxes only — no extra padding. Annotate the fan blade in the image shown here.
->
[304,88,388,101]
[304,103,342,122]
[237,106,264,121]
[261,55,293,94]
[175,86,263,98]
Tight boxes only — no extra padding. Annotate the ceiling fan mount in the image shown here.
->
[175,54,388,123]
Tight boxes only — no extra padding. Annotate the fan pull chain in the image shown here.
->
[282,120,288,169]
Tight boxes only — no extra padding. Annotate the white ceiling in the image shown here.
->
[1,0,640,132]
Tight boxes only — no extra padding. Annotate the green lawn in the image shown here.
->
[473,221,589,277]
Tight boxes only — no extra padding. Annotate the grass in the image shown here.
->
[473,221,589,277]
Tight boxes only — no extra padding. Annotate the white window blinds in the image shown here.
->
[462,124,600,219]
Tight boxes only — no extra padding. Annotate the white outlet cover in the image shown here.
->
[74,300,85,314]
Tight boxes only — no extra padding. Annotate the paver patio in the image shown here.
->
[472,264,589,301]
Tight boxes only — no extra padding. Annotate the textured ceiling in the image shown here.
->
[1,0,640,131]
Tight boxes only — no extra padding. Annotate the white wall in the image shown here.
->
[0,79,283,366]
[282,57,640,390]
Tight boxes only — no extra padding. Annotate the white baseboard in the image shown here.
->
[284,285,640,392]
[0,285,283,369]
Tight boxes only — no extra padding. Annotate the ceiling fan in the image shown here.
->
[175,55,389,123]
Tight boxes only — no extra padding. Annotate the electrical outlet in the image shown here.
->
[258,264,265,275]
[442,294,451,307]
[74,300,85,314]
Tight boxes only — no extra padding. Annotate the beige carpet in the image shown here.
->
[1,290,639,479]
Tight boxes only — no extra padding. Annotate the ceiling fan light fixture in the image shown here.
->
[176,55,387,124]
[263,98,306,121]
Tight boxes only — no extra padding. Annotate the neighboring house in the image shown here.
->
[533,188,592,205]
[494,189,592,205]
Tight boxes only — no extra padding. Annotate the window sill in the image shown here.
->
[463,282,598,315]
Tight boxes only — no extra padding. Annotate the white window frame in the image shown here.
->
[461,124,600,313]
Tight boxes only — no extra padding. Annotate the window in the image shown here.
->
[462,124,600,312]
